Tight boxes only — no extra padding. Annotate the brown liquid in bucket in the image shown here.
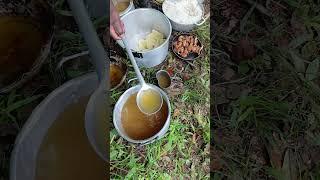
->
[121,93,168,140]
[0,17,46,86]
[35,97,105,180]
[110,63,124,89]
[115,1,130,12]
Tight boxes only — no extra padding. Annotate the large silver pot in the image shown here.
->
[162,0,209,32]
[10,73,106,180]
[116,8,172,68]
[113,84,171,145]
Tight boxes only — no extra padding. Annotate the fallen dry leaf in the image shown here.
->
[173,109,181,117]
[248,136,267,166]
[182,73,191,81]
[165,78,184,97]
[192,133,197,144]
[213,86,229,105]
[310,147,320,167]
[225,16,239,35]
[276,34,290,48]
[282,149,298,180]
[232,38,256,63]
[270,148,283,169]
[226,84,242,99]
[221,67,236,81]
[211,146,223,171]
[266,133,286,169]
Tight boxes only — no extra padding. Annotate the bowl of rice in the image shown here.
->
[162,0,209,32]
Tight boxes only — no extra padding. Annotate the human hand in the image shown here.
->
[110,1,125,40]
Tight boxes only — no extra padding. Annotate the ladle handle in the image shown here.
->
[122,38,146,85]
[67,0,107,82]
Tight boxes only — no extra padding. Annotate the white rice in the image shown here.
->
[163,0,203,25]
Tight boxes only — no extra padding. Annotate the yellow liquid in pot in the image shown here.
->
[110,63,124,89]
[138,89,162,114]
[121,93,168,140]
[115,1,130,12]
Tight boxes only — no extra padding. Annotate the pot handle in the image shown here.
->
[128,78,138,85]
[56,51,90,71]
[195,12,210,26]
[132,51,143,58]
[55,51,90,82]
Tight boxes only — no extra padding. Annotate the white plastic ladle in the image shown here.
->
[122,37,163,115]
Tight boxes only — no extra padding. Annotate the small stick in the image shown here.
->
[243,0,273,17]
[270,0,287,10]
[213,75,251,87]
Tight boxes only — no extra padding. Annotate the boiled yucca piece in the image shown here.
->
[137,30,165,51]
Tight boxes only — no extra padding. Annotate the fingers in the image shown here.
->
[110,26,121,40]
[110,7,125,40]
[120,21,125,38]
[110,21,125,40]
[113,21,125,36]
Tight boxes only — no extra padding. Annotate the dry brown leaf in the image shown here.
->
[173,109,181,117]
[211,147,224,171]
[222,67,236,81]
[232,38,256,63]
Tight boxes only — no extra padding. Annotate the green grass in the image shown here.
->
[213,0,320,179]
[0,91,43,127]
[110,22,210,179]
[0,91,44,179]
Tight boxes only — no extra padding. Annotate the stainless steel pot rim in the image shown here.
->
[162,0,205,25]
[113,84,171,144]
[110,56,128,91]
[120,8,172,54]
[119,0,134,16]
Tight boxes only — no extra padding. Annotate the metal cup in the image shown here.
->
[156,70,172,89]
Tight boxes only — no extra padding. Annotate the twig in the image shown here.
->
[213,49,230,59]
[243,0,273,17]
[215,105,221,122]
[279,89,297,101]
[213,75,251,87]
[270,0,287,10]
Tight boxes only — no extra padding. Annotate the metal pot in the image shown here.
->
[10,73,107,180]
[162,0,209,32]
[116,8,172,68]
[113,84,171,145]
[119,0,135,17]
[0,0,54,93]
[110,56,128,91]
[156,70,172,89]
